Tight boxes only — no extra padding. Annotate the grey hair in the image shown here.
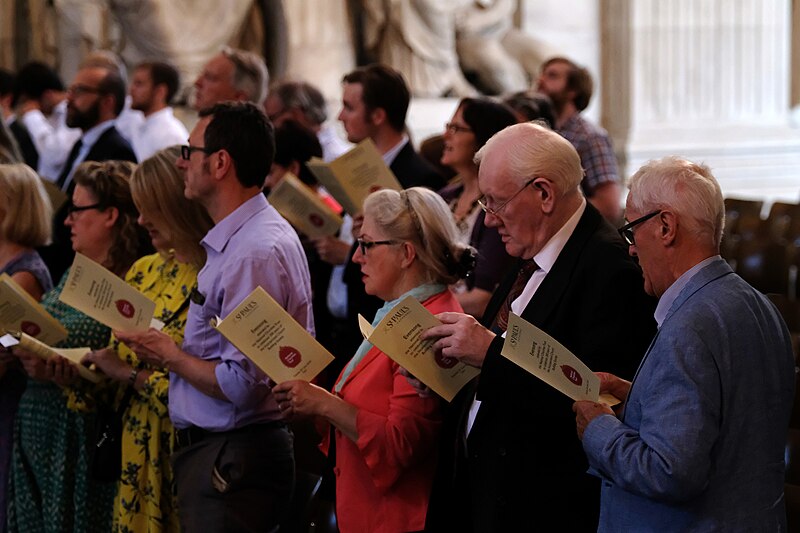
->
[475,122,583,197]
[363,187,476,284]
[220,46,269,105]
[271,81,328,125]
[627,156,725,249]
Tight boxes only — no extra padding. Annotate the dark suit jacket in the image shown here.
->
[42,125,137,282]
[426,203,658,533]
[8,120,38,170]
[340,140,445,356]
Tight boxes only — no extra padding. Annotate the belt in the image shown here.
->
[174,421,286,450]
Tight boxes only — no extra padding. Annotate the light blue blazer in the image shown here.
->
[583,258,795,532]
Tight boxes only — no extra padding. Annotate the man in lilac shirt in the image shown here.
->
[117,102,314,532]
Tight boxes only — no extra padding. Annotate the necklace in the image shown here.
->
[449,193,480,233]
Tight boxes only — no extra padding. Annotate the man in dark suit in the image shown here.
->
[0,69,38,168]
[314,64,445,373]
[42,64,136,281]
[421,122,657,532]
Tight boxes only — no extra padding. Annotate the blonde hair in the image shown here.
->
[363,187,476,285]
[628,156,725,249]
[130,146,213,268]
[0,163,53,247]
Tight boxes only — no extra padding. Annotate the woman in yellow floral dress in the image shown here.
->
[77,147,213,532]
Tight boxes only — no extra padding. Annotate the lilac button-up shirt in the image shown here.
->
[169,194,314,431]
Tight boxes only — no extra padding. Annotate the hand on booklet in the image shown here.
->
[82,348,132,382]
[422,312,496,369]
[596,372,631,403]
[114,328,179,370]
[13,347,79,385]
[572,400,615,440]
[398,367,435,398]
[273,380,332,419]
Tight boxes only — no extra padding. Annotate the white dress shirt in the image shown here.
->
[21,100,81,182]
[130,107,189,161]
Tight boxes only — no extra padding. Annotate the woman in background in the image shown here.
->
[0,163,53,531]
[438,97,517,318]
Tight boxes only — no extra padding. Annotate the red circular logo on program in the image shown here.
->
[369,185,382,193]
[279,346,302,368]
[435,352,458,369]
[308,213,324,227]
[20,321,41,337]
[115,299,135,319]
[560,365,583,386]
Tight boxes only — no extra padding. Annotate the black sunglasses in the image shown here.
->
[66,202,104,217]
[618,210,662,245]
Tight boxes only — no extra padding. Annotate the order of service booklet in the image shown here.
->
[501,313,619,406]
[0,273,68,345]
[306,138,402,215]
[58,253,158,332]
[358,295,481,402]
[268,173,343,238]
[212,286,333,383]
[0,331,102,382]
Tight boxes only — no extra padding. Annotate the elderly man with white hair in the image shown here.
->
[421,122,656,532]
[193,47,269,110]
[574,156,795,531]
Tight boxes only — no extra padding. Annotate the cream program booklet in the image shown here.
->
[358,296,480,402]
[306,138,402,215]
[0,331,102,383]
[268,173,343,238]
[59,253,157,332]
[212,286,333,383]
[502,313,619,406]
[0,273,68,345]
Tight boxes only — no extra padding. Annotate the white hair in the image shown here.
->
[475,121,583,196]
[628,156,725,249]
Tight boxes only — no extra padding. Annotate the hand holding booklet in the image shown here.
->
[358,296,480,402]
[212,286,333,383]
[59,253,159,332]
[306,138,402,215]
[0,273,67,345]
[0,331,102,383]
[268,173,343,238]
[501,313,620,406]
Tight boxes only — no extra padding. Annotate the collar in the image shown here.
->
[80,119,115,147]
[144,106,173,123]
[201,193,268,253]
[654,255,720,327]
[382,135,409,167]
[533,197,587,273]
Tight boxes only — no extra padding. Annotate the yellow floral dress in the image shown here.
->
[70,253,198,533]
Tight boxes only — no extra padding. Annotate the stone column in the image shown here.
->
[603,0,800,202]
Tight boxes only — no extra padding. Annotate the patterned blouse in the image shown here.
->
[69,252,198,533]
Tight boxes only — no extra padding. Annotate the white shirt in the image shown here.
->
[21,100,81,182]
[466,198,587,436]
[113,96,145,146]
[130,107,189,161]
[318,124,351,162]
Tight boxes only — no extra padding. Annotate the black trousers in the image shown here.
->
[172,423,295,533]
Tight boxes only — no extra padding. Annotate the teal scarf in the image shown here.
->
[334,283,445,393]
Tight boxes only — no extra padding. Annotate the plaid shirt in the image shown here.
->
[557,114,620,196]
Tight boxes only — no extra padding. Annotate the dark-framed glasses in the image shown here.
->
[66,202,104,218]
[618,210,662,245]
[356,238,399,255]
[477,177,537,217]
[180,145,213,160]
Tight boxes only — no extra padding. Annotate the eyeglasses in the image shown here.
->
[66,202,104,218]
[67,84,103,97]
[444,122,472,135]
[180,145,214,160]
[356,238,399,255]
[618,210,662,245]
[477,178,537,217]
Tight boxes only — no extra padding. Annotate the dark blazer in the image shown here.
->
[426,203,658,533]
[42,125,137,282]
[8,120,38,170]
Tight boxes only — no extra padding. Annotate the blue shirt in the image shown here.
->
[170,194,314,431]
